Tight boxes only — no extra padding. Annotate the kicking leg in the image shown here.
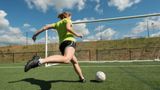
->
[41,47,75,64]
[24,47,75,72]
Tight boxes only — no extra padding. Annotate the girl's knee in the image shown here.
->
[63,57,71,64]
[64,60,70,64]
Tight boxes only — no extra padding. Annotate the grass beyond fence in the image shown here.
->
[0,37,160,63]
[0,47,160,63]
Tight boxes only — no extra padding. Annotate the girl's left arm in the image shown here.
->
[66,22,82,38]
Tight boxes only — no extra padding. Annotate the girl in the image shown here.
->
[24,12,85,82]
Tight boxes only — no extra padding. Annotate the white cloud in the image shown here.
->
[25,0,86,13]
[151,31,160,37]
[53,0,86,12]
[23,23,37,32]
[83,35,97,41]
[108,0,141,11]
[94,25,105,31]
[0,10,9,29]
[0,10,33,46]
[73,18,90,35]
[25,0,52,13]
[95,0,103,14]
[84,25,117,41]
[36,34,59,44]
[150,17,160,37]
[132,17,160,35]
[96,28,116,40]
[77,0,85,10]
[23,23,31,27]
[123,16,160,38]
[132,21,146,34]
[149,17,160,30]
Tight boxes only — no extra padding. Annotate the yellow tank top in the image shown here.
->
[51,18,76,44]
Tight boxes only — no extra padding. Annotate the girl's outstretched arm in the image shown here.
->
[32,24,54,41]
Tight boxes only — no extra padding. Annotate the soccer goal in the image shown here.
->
[45,13,160,67]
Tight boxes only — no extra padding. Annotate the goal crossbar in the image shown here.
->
[72,13,160,24]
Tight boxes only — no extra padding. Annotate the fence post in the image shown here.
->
[88,50,91,61]
[12,53,15,63]
[129,49,132,60]
[96,49,98,61]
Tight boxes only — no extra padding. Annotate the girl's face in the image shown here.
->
[68,15,71,19]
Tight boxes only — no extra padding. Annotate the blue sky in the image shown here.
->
[0,0,160,45]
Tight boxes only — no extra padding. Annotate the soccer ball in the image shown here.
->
[95,71,106,82]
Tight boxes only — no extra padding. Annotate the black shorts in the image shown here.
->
[59,40,76,55]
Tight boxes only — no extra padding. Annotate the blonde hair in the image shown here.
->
[58,12,71,19]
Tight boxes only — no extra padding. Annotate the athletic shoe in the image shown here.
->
[24,55,40,72]
[78,76,86,83]
[79,78,86,83]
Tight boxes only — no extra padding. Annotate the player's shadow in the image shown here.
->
[90,80,103,83]
[9,78,80,90]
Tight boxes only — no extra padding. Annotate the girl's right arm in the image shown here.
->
[32,24,54,41]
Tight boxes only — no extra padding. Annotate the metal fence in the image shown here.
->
[96,47,160,60]
[0,47,160,63]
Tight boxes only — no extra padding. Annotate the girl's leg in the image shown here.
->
[71,55,85,80]
[40,47,75,64]
[25,47,75,72]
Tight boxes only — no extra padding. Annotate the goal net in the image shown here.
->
[45,13,160,66]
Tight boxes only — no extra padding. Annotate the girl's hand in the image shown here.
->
[32,34,37,42]
[32,28,45,42]
[32,30,40,42]
[77,34,83,38]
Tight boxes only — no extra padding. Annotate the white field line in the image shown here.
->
[0,60,160,69]
[48,65,160,68]
[78,60,160,63]
[45,60,160,67]
[0,64,160,69]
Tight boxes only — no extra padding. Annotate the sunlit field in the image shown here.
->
[0,61,160,90]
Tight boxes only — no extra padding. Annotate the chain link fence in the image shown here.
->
[0,47,160,63]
